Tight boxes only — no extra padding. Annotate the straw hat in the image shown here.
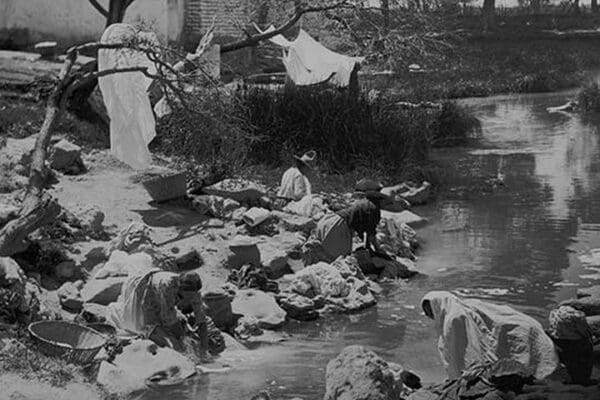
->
[293,151,317,170]
[355,178,389,200]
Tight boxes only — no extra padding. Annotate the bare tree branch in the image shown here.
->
[88,0,109,18]
[220,0,350,53]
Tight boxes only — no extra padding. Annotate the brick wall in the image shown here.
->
[184,0,248,38]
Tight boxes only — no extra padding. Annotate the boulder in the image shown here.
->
[258,243,290,279]
[0,203,19,226]
[203,179,267,204]
[79,303,109,323]
[97,340,196,395]
[81,277,127,305]
[277,292,319,321]
[173,249,202,271]
[272,211,316,235]
[231,289,286,329]
[381,210,427,228]
[375,257,417,280]
[242,207,271,227]
[224,236,261,269]
[587,315,600,337]
[577,285,600,299]
[73,205,105,236]
[49,139,85,174]
[324,345,402,400]
[560,297,600,317]
[57,281,84,312]
[54,261,79,280]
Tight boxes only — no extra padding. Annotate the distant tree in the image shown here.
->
[593,0,598,13]
[482,0,495,31]
[88,0,137,27]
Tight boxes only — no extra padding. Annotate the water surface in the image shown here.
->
[141,91,600,400]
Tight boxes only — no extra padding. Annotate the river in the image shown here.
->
[137,91,600,400]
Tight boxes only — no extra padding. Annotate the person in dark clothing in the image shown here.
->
[315,179,390,261]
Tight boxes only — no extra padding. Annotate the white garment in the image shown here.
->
[98,24,158,169]
[422,291,559,380]
[262,27,364,87]
[277,167,311,201]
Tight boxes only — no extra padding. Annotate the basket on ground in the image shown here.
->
[28,321,107,364]
[140,171,187,202]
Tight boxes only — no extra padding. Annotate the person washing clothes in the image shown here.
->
[275,151,316,209]
[315,179,391,262]
[421,291,559,381]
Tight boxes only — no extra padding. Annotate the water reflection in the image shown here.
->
[158,91,600,399]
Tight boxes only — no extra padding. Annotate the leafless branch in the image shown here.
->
[88,0,108,18]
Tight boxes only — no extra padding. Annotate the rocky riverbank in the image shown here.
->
[0,132,433,398]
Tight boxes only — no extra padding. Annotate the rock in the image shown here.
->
[399,182,432,205]
[277,292,319,321]
[191,195,241,218]
[203,288,235,331]
[231,289,287,329]
[0,137,36,172]
[0,203,19,226]
[49,139,85,174]
[97,339,196,395]
[234,315,264,339]
[81,277,127,306]
[577,285,600,299]
[224,236,261,269]
[381,210,427,228]
[79,303,109,323]
[54,261,79,280]
[107,223,154,254]
[93,251,154,279]
[326,278,377,313]
[560,297,600,316]
[242,207,271,227]
[587,315,600,337]
[174,249,202,271]
[375,257,417,280]
[258,243,290,279]
[73,205,105,236]
[325,345,402,400]
[203,179,267,204]
[272,211,316,235]
[57,281,84,312]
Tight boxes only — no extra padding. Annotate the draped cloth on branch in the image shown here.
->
[98,23,158,169]
[422,291,559,381]
[261,26,364,87]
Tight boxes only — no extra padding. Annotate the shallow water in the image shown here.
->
[140,91,600,400]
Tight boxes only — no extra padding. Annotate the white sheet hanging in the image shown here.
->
[261,26,364,87]
[98,23,158,169]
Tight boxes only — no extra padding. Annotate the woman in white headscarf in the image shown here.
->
[421,291,559,380]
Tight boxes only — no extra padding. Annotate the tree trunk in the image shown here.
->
[593,0,598,13]
[382,0,390,33]
[482,0,495,32]
[106,0,129,27]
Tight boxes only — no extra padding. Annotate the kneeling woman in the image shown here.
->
[315,179,390,262]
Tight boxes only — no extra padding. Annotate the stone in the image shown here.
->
[49,139,85,174]
[0,203,19,226]
[74,206,105,236]
[231,289,287,329]
[54,261,79,280]
[277,292,319,321]
[577,285,600,299]
[258,243,290,279]
[57,281,84,312]
[272,211,316,235]
[174,249,202,271]
[381,210,427,228]
[560,297,600,317]
[242,207,271,227]
[79,303,109,323]
[224,236,261,269]
[81,277,127,306]
[203,179,267,204]
[324,345,402,400]
[97,339,196,395]
[375,257,417,280]
[587,315,600,337]
[234,315,264,339]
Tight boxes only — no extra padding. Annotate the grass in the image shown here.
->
[577,81,600,112]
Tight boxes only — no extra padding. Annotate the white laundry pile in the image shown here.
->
[261,26,364,87]
[98,23,158,169]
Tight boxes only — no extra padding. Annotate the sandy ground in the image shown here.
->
[0,373,103,400]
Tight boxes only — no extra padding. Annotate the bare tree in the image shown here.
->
[89,0,137,27]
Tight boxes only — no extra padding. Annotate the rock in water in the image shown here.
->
[577,285,600,299]
[231,289,286,329]
[560,297,600,316]
[49,139,86,174]
[97,340,196,395]
[277,292,319,321]
[325,345,402,400]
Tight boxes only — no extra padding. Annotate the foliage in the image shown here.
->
[432,102,481,147]
[577,82,600,112]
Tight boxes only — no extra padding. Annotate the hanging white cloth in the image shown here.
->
[260,26,364,87]
[98,23,158,169]
[421,291,559,380]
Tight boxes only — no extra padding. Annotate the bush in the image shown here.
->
[577,82,600,112]
[432,102,481,147]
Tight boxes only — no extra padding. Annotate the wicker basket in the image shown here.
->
[141,171,187,202]
[28,321,107,364]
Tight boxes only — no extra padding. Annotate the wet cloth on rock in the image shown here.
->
[315,213,353,262]
[277,167,311,202]
[98,24,158,169]
[422,291,559,380]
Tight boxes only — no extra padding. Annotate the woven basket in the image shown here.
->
[141,171,187,202]
[28,321,107,364]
